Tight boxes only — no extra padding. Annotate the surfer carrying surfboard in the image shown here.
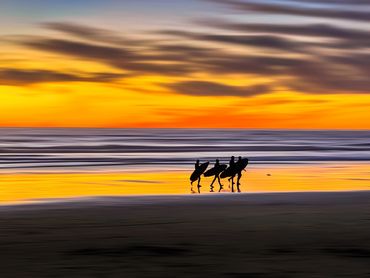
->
[228,156,236,191]
[236,156,249,193]
[203,159,227,192]
[218,156,249,192]
[190,160,209,193]
[190,157,248,193]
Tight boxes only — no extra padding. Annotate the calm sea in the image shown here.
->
[0,128,369,172]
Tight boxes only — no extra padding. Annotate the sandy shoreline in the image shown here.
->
[2,190,370,209]
[2,191,370,277]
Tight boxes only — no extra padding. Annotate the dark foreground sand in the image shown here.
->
[2,191,370,277]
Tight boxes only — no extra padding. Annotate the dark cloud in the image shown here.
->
[280,59,370,94]
[121,62,193,75]
[198,23,370,53]
[162,30,311,52]
[210,0,370,22]
[329,54,370,75]
[151,44,216,60]
[197,54,308,76]
[166,81,272,97]
[192,0,370,94]
[200,20,370,46]
[24,39,134,61]
[41,22,149,46]
[16,0,370,97]
[23,38,192,75]
[284,0,370,5]
[42,22,122,43]
[184,53,370,94]
[22,29,370,94]
[0,68,124,86]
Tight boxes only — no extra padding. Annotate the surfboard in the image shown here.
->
[204,164,227,177]
[220,165,237,179]
[220,158,249,178]
[190,161,209,182]
[236,158,249,172]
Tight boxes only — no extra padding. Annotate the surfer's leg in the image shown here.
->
[217,175,223,192]
[237,172,242,192]
[217,175,223,187]
[197,177,201,193]
[210,176,216,187]
[210,176,216,192]
[231,176,235,192]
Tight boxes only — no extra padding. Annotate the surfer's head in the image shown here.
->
[238,156,242,160]
[216,159,219,163]
[231,156,235,160]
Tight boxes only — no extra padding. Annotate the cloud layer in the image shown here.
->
[166,81,272,97]
[0,68,124,86]
[4,0,370,97]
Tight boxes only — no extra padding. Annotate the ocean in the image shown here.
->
[1,128,370,202]
[0,128,370,172]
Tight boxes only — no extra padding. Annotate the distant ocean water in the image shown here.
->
[0,128,370,172]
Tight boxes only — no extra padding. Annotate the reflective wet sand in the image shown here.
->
[0,163,369,204]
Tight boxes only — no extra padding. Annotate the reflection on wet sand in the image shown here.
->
[0,163,370,204]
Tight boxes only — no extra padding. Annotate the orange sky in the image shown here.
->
[1,0,370,129]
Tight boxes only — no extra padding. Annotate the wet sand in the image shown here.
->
[1,191,370,277]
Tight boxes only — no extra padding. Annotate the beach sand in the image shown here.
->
[1,191,370,277]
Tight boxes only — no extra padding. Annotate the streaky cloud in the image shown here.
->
[200,20,370,43]
[23,38,192,76]
[19,15,370,95]
[0,68,124,86]
[162,30,311,52]
[166,81,272,97]
[210,0,370,22]
[41,22,142,46]
[280,0,370,5]
[24,38,134,61]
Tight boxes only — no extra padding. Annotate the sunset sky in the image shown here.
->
[1,0,370,128]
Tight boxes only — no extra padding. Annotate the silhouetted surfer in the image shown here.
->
[203,159,226,192]
[194,160,201,192]
[236,156,243,192]
[190,159,209,193]
[236,156,249,193]
[229,156,236,192]
[230,156,235,167]
[213,159,223,192]
[219,156,237,191]
[190,156,248,194]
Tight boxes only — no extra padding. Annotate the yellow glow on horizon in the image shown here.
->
[2,81,370,128]
[1,41,370,129]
